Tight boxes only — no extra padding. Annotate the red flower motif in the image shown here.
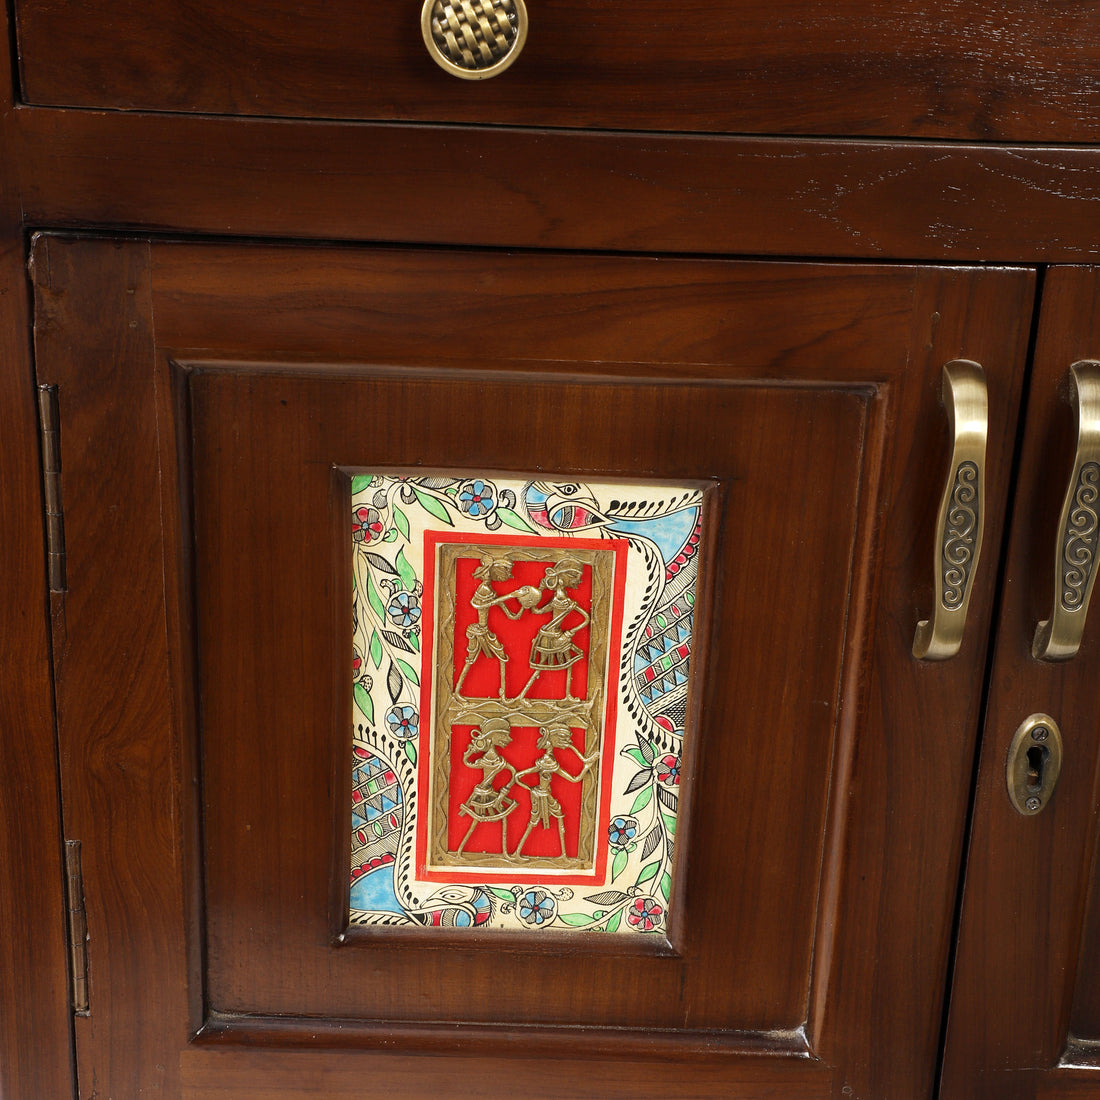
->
[352,506,385,543]
[627,897,663,932]
[657,753,681,786]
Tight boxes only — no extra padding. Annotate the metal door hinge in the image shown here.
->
[64,840,89,1015]
[37,384,66,592]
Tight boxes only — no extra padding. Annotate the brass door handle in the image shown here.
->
[1032,361,1100,661]
[422,0,528,80]
[913,360,988,661]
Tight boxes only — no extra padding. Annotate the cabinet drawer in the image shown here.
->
[13,0,1100,142]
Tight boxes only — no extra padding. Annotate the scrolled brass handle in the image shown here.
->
[1032,361,1100,661]
[913,360,988,661]
[422,0,528,80]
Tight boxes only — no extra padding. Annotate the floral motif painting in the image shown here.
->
[350,474,705,934]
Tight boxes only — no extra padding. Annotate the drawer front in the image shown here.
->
[14,0,1100,142]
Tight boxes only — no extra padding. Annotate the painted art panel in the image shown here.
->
[350,474,705,934]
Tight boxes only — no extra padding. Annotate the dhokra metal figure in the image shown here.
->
[455,717,520,855]
[512,724,599,858]
[517,557,591,700]
[430,541,614,870]
[454,554,525,699]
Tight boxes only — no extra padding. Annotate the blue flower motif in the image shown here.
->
[458,479,496,518]
[608,816,638,848]
[385,705,419,740]
[387,590,422,627]
[518,888,555,926]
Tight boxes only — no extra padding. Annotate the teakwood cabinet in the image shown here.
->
[6,3,1100,1099]
[23,231,1100,1099]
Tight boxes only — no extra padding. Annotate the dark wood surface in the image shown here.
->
[13,0,1100,143]
[0,0,76,1096]
[941,266,1100,1099]
[194,369,861,1030]
[3,2,1100,1096]
[30,237,200,1098]
[30,235,1034,1096]
[13,108,1100,264]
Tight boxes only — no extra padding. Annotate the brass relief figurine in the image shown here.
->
[511,724,599,858]
[518,557,590,700]
[455,717,518,855]
[432,544,613,870]
[454,555,525,700]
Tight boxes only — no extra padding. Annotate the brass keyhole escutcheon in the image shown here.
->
[1006,714,1063,816]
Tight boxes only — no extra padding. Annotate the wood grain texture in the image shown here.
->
[14,108,1100,264]
[27,237,1037,1096]
[192,366,863,1030]
[178,1047,831,1099]
[12,0,1100,143]
[809,265,1035,1097]
[942,267,1100,1100]
[30,236,196,1098]
[0,0,75,1096]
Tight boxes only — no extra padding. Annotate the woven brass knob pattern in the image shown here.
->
[421,0,528,80]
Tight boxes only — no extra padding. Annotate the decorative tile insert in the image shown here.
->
[350,475,705,934]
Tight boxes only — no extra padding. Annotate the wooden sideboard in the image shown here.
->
[3,3,1100,1098]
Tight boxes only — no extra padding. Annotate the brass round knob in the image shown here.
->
[421,0,528,80]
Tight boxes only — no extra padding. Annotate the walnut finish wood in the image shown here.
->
[29,235,1034,1097]
[178,1046,832,1099]
[0,0,75,1096]
[194,367,861,1031]
[14,108,1100,264]
[13,0,1100,143]
[30,237,200,1098]
[942,267,1100,1099]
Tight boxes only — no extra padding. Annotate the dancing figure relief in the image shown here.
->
[455,717,518,855]
[443,550,605,864]
[454,555,525,699]
[511,724,599,858]
[517,557,590,700]
[454,554,590,703]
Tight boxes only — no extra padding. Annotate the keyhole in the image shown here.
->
[1026,745,1049,793]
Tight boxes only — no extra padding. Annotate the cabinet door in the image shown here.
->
[943,267,1100,1098]
[31,236,1033,1099]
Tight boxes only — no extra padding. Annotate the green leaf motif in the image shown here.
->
[351,475,373,493]
[395,657,420,687]
[353,681,374,724]
[412,486,453,526]
[487,887,515,902]
[611,848,628,882]
[395,547,417,592]
[402,740,417,766]
[635,861,659,888]
[382,529,399,542]
[622,746,649,768]
[629,785,654,814]
[410,630,421,652]
[606,910,622,934]
[392,505,410,541]
[496,506,535,533]
[365,570,386,622]
[659,809,677,837]
[369,629,383,669]
[558,912,596,927]
[660,872,672,902]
